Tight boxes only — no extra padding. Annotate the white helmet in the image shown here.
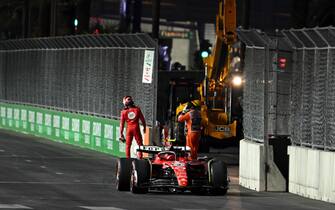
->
[123,96,134,107]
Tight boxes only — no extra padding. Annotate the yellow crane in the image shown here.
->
[200,0,238,141]
[174,0,241,148]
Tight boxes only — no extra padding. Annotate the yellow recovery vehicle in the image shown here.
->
[174,0,242,149]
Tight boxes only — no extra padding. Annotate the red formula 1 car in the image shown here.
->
[116,145,229,195]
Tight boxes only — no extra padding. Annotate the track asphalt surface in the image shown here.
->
[0,130,334,210]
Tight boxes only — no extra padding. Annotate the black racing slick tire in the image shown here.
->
[130,159,150,194]
[116,158,132,191]
[209,160,228,195]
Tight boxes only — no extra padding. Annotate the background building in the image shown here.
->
[0,0,334,70]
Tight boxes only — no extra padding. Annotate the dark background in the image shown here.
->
[0,0,334,40]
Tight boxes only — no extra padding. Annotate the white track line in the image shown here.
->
[172,209,208,210]
[0,204,32,209]
[79,207,126,210]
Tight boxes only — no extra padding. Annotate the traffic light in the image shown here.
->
[94,28,100,34]
[74,18,78,32]
[278,57,287,69]
[272,53,287,72]
[201,51,209,58]
[194,40,212,69]
[200,39,212,58]
[74,18,78,27]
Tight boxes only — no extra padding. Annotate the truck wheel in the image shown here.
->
[209,160,228,195]
[116,158,132,191]
[130,159,150,194]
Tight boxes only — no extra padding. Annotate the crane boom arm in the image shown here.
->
[206,0,236,81]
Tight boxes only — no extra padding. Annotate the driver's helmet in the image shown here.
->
[191,100,201,108]
[187,100,201,110]
[164,154,175,161]
[123,96,134,107]
[158,152,176,161]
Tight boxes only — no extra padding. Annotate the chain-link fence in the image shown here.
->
[239,27,335,150]
[0,51,4,99]
[283,27,335,150]
[237,29,292,143]
[238,30,267,142]
[0,34,158,126]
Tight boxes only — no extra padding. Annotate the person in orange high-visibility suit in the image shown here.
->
[119,96,146,159]
[178,102,202,160]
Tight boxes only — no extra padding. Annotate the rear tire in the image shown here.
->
[209,160,228,195]
[116,158,132,191]
[130,159,150,194]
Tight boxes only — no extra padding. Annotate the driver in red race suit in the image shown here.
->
[119,96,146,159]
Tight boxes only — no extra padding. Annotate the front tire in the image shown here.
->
[130,159,150,194]
[209,160,228,195]
[116,158,132,191]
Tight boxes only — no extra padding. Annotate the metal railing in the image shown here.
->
[237,29,292,143]
[283,27,335,150]
[239,27,335,150]
[0,33,158,126]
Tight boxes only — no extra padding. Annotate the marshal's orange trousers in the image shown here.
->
[186,132,201,160]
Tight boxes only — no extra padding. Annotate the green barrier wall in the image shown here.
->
[0,103,125,157]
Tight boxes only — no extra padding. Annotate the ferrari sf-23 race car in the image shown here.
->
[116,145,229,195]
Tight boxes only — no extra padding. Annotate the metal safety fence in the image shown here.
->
[0,34,158,126]
[239,27,335,150]
[238,30,267,142]
[283,27,335,150]
[237,29,292,143]
[0,52,4,99]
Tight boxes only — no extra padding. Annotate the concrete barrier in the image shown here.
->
[239,139,286,191]
[288,146,335,203]
[239,139,266,191]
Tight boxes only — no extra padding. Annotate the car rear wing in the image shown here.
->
[137,145,191,154]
